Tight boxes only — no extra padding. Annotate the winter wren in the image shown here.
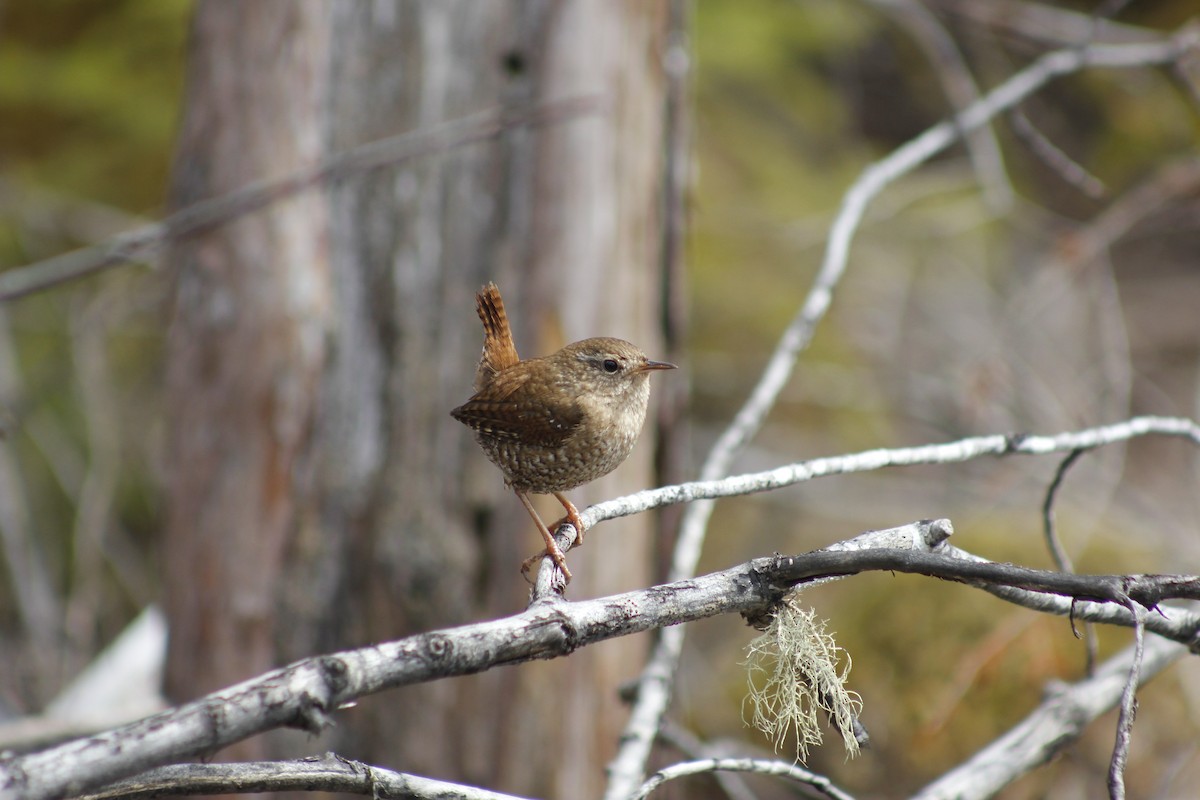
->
[451,282,676,583]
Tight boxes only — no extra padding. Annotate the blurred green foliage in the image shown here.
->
[0,0,190,213]
[0,0,187,698]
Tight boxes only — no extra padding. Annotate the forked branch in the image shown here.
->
[6,517,1200,800]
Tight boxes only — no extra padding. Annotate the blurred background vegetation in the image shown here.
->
[0,0,189,698]
[2,0,1199,796]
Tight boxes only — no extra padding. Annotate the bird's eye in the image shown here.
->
[602,358,620,373]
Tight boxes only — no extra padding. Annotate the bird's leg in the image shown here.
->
[516,490,573,584]
[549,492,587,547]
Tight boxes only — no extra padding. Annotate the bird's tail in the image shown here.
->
[475,282,520,388]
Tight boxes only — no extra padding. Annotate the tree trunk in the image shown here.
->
[161,0,332,761]
[163,1,671,795]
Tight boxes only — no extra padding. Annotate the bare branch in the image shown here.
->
[911,626,1184,800]
[1041,448,1100,673]
[65,298,125,660]
[1008,109,1107,198]
[925,0,1166,50]
[867,0,1013,211]
[939,541,1200,644]
[771,549,1200,609]
[0,95,605,303]
[1107,595,1146,800]
[1042,448,1084,574]
[583,416,1200,529]
[654,723,758,800]
[0,312,62,655]
[76,753,531,800]
[1060,157,1200,267]
[0,520,941,800]
[5,516,1199,800]
[631,757,856,800]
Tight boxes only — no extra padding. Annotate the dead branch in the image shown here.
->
[75,753,530,800]
[0,95,604,303]
[6,517,1200,800]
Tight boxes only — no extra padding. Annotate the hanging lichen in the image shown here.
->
[744,593,863,763]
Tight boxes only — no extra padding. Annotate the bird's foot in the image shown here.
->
[520,545,573,584]
[551,492,587,547]
[549,514,587,548]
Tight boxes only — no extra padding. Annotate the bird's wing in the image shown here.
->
[451,369,583,449]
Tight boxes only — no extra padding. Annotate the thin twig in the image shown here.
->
[938,540,1200,643]
[0,311,63,677]
[0,95,605,303]
[579,416,1200,531]
[655,723,758,800]
[1042,448,1085,574]
[1008,109,1107,198]
[1087,0,1138,40]
[1041,447,1100,674]
[925,0,1164,50]
[630,758,856,800]
[533,416,1200,601]
[867,0,1014,211]
[1107,593,1146,800]
[64,296,125,667]
[1059,157,1200,268]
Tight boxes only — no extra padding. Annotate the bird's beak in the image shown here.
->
[640,359,677,372]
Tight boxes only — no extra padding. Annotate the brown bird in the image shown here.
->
[451,282,676,583]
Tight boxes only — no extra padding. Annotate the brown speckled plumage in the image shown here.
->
[451,283,675,583]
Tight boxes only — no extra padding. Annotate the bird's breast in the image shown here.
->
[477,379,650,493]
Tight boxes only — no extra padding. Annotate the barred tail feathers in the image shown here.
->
[474,282,519,388]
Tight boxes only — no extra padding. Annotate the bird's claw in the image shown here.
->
[521,547,573,584]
